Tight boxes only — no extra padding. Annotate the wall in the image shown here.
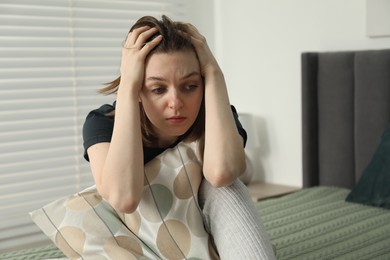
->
[186,0,215,51]
[214,0,390,186]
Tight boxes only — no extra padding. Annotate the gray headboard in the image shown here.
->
[302,49,390,189]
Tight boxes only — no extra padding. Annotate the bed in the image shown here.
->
[257,48,390,259]
[2,49,390,259]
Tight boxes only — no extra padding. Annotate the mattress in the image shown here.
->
[256,186,390,260]
[2,187,390,260]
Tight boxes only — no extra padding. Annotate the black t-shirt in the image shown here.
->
[82,102,247,164]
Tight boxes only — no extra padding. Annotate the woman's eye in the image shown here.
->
[152,87,165,94]
[184,85,198,91]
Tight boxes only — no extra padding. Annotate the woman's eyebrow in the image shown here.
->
[145,72,200,82]
[181,71,201,80]
[145,76,165,82]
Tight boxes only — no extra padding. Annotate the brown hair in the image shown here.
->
[100,15,205,147]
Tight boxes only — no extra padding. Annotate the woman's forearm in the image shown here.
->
[100,86,144,213]
[92,27,162,213]
[203,70,246,187]
[177,23,246,186]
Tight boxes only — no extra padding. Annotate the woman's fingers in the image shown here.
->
[177,23,219,76]
[139,34,163,54]
[119,25,163,93]
[122,26,149,49]
[122,26,160,50]
[179,23,205,44]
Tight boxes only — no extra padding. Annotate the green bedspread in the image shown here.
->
[0,244,65,260]
[2,186,390,259]
[256,186,390,260]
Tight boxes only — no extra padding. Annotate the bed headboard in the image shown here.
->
[302,49,390,188]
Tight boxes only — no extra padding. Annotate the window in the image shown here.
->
[0,0,189,252]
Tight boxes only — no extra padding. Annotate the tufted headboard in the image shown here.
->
[302,49,390,188]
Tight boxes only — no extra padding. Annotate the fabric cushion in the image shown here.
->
[30,141,218,259]
[346,124,390,208]
[31,186,146,259]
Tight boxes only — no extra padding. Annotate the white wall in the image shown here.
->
[214,0,390,186]
[186,0,215,51]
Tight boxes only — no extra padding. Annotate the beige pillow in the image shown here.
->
[30,141,218,259]
[30,185,148,259]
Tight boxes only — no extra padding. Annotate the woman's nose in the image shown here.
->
[168,91,183,109]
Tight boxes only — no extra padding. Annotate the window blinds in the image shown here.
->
[0,0,188,252]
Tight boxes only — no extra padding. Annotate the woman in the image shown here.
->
[83,15,275,259]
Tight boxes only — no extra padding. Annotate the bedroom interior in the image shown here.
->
[1,0,390,259]
[5,47,390,260]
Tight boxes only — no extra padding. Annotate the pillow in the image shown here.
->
[30,141,218,259]
[30,185,149,259]
[346,125,390,209]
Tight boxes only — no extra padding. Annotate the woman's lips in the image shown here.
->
[167,116,186,124]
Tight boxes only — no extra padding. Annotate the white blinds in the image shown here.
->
[0,0,188,252]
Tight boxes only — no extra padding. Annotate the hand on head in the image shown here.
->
[178,23,221,78]
[120,26,163,93]
[119,16,221,96]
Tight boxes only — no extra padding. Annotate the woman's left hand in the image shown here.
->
[180,23,246,187]
[180,23,221,77]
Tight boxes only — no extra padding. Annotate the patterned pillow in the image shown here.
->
[30,141,219,259]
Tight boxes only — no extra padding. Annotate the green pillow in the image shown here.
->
[346,125,390,209]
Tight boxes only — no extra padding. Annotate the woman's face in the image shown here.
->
[140,50,203,147]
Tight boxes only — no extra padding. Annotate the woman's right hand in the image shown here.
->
[87,27,162,213]
[120,26,163,94]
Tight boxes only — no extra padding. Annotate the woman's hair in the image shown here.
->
[100,15,205,147]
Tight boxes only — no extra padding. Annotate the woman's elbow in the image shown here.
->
[96,181,142,213]
[205,162,246,188]
[108,194,140,214]
[206,173,234,187]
